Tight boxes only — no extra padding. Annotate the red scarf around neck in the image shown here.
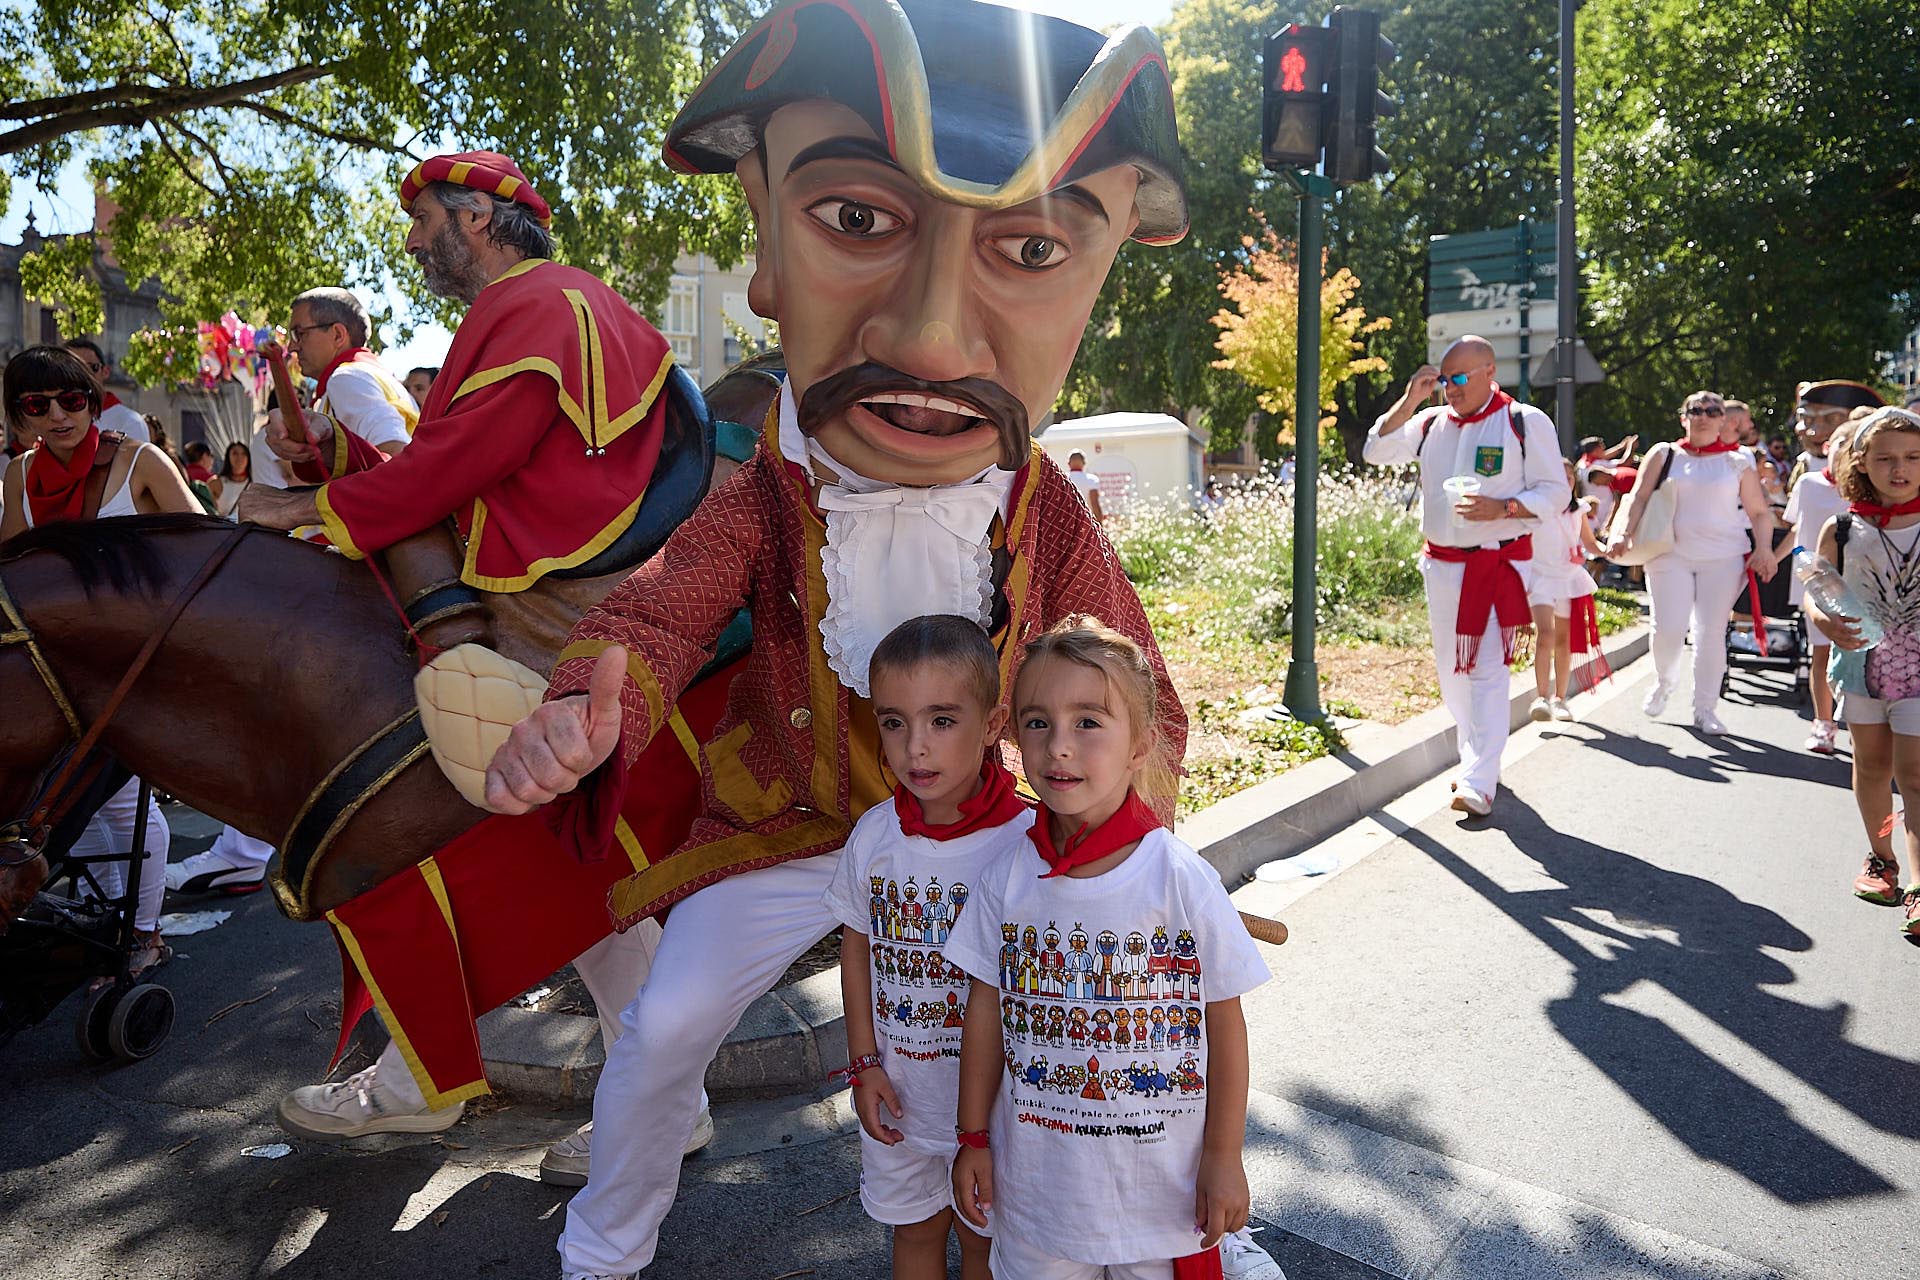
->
[1849,496,1920,529]
[1448,387,1513,426]
[1423,536,1534,672]
[24,424,100,525]
[1679,438,1738,455]
[315,346,371,397]
[894,759,1028,841]
[1029,789,1162,879]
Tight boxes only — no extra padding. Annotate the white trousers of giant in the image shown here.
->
[1421,556,1534,797]
[378,907,668,1112]
[1645,552,1747,715]
[560,852,840,1275]
[73,776,169,932]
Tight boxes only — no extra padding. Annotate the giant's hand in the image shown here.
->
[481,646,627,814]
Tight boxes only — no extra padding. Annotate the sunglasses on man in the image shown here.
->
[1685,405,1725,417]
[1438,371,1477,386]
[13,390,92,417]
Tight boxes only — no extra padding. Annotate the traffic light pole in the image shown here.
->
[1283,169,1332,723]
[1554,0,1577,453]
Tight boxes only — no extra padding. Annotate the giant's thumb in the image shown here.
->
[584,646,628,741]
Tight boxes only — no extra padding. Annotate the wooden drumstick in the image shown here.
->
[1239,911,1288,946]
[258,337,309,446]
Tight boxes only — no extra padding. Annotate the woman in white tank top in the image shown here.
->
[213,440,254,519]
[1610,390,1778,735]
[0,344,201,979]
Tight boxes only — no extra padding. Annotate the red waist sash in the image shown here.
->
[1424,535,1533,673]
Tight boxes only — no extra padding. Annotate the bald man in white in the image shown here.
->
[1363,337,1570,816]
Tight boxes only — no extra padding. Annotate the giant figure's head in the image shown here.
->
[666,0,1186,485]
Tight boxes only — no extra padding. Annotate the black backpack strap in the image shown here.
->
[1835,512,1852,576]
[1506,401,1529,460]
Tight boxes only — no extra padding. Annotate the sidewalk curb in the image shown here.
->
[481,622,1650,1105]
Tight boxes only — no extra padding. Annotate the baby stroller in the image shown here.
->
[1726,527,1811,702]
[0,756,175,1063]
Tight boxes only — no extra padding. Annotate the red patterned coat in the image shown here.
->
[547,424,1185,930]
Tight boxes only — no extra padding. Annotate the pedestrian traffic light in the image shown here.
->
[1262,24,1329,171]
[1322,6,1397,185]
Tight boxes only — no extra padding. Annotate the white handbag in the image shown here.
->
[1608,445,1677,566]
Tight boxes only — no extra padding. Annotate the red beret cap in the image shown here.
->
[399,151,553,227]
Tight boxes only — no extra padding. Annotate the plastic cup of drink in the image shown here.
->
[1442,475,1481,538]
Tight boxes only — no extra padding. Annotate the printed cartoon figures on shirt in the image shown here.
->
[1171,929,1202,1001]
[922,878,950,945]
[1093,929,1121,1001]
[1016,925,1043,995]
[868,875,888,938]
[1037,922,1066,997]
[1119,931,1148,1000]
[885,879,902,940]
[998,921,1021,989]
[1045,1004,1066,1047]
[1171,1052,1204,1096]
[1063,924,1097,1000]
[1146,925,1174,1000]
[900,877,924,942]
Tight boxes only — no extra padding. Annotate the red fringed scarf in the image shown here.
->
[1679,439,1738,455]
[1029,790,1162,878]
[24,425,100,525]
[1448,387,1512,425]
[1849,497,1920,529]
[894,759,1028,841]
[1568,594,1611,688]
[1424,536,1534,672]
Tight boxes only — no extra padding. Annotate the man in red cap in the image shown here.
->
[247,151,699,1152]
[240,150,676,673]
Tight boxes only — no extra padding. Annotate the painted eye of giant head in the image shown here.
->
[992,234,1069,270]
[806,198,901,237]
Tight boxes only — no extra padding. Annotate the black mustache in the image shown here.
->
[797,363,1029,471]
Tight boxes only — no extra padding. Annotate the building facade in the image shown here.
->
[655,251,768,389]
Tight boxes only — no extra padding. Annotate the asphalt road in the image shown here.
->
[1,653,1912,1279]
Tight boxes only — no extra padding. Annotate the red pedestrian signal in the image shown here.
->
[1279,43,1308,93]
[1262,25,1329,171]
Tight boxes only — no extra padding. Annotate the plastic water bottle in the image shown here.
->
[1793,547,1883,647]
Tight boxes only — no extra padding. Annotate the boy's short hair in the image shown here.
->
[869,615,1000,709]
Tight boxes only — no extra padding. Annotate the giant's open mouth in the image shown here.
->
[858,390,989,438]
[799,363,1030,469]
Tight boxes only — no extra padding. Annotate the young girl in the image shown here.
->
[1805,407,1920,943]
[1528,459,1607,723]
[946,616,1273,1278]
[823,615,1032,1279]
[1785,421,1857,754]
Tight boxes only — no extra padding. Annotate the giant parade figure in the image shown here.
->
[468,1,1275,1274]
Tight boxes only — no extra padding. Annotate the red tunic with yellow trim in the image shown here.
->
[545,425,1186,930]
[312,258,675,592]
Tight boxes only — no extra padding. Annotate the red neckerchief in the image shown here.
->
[894,759,1027,841]
[1679,438,1738,455]
[1447,387,1513,426]
[1821,467,1832,482]
[1423,536,1534,672]
[24,425,100,525]
[102,391,122,410]
[1849,497,1920,529]
[315,347,370,397]
[1029,789,1162,879]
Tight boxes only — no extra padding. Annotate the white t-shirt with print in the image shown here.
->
[1785,470,1847,607]
[823,798,1036,1156]
[944,827,1271,1266]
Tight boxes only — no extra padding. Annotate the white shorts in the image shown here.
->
[989,1228,1185,1279]
[858,1132,983,1231]
[1841,693,1920,736]
[1527,569,1593,615]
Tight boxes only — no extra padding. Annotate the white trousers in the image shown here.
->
[379,909,667,1112]
[1645,553,1747,714]
[1422,556,1533,797]
[560,853,841,1275]
[73,777,168,933]
[209,824,274,869]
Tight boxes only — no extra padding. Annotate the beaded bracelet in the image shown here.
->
[830,1052,884,1089]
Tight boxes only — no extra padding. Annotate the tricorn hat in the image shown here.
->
[663,0,1187,244]
[1798,380,1885,412]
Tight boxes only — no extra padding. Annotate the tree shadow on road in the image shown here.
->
[1399,793,1919,1204]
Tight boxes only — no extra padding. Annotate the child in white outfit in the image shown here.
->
[824,615,1033,1278]
[947,616,1272,1279]
[1785,422,1856,753]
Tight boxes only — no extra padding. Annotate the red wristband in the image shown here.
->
[955,1128,990,1149]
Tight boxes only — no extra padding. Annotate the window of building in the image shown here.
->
[721,290,763,367]
[661,277,699,369]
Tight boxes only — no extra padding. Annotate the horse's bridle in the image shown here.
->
[0,525,253,865]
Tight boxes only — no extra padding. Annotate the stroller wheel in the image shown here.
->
[75,984,117,1061]
[107,984,174,1062]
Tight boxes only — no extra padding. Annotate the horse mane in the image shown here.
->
[0,513,234,597]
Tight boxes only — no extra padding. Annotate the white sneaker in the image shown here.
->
[1550,697,1576,722]
[1694,709,1729,736]
[1219,1226,1287,1279]
[164,846,266,895]
[561,1271,636,1280]
[276,1064,465,1140]
[1449,784,1493,817]
[1806,719,1838,754]
[1528,695,1553,722]
[538,1109,716,1187]
[1641,680,1673,718]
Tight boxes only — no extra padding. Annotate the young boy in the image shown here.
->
[822,615,1035,1279]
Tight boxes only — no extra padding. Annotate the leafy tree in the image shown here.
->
[1211,221,1390,464]
[2,0,762,343]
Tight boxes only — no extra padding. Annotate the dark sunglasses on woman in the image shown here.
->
[13,390,92,417]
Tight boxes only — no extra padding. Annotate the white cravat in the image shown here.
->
[777,383,1011,696]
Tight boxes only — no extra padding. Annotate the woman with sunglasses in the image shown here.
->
[1608,390,1778,734]
[0,344,199,979]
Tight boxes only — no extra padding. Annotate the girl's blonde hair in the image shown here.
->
[1836,407,1920,504]
[1015,614,1177,815]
